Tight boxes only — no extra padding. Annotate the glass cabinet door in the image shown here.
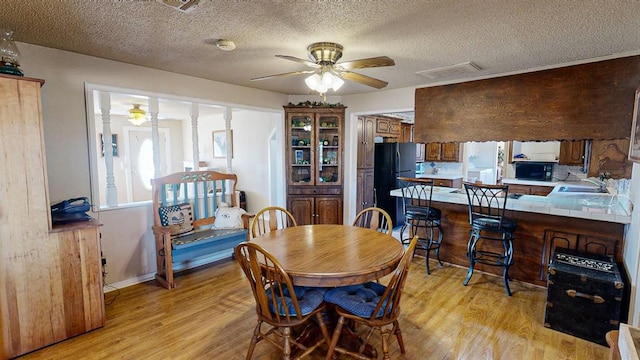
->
[288,114,313,185]
[316,114,341,186]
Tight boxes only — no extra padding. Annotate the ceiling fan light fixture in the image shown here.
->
[128,104,148,126]
[331,76,344,91]
[305,73,322,89]
[306,71,344,94]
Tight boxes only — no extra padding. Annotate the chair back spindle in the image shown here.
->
[352,207,393,234]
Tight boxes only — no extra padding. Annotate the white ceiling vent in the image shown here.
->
[416,62,481,80]
[156,0,199,13]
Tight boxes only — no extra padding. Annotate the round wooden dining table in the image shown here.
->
[250,224,405,287]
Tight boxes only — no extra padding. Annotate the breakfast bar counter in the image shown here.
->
[390,185,630,287]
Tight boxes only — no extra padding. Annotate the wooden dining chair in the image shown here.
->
[234,241,331,359]
[323,235,418,360]
[251,206,297,238]
[352,207,393,234]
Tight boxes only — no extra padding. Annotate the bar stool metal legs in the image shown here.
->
[462,182,517,296]
[398,176,444,275]
[400,216,443,275]
[463,227,514,296]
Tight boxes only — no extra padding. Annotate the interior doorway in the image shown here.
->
[123,127,170,203]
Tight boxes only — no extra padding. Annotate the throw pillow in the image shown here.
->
[158,203,195,237]
[213,206,246,229]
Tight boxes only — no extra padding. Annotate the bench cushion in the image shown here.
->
[159,203,195,237]
[170,228,247,263]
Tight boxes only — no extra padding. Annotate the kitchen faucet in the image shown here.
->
[581,177,607,192]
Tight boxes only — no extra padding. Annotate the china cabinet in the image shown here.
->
[285,105,345,224]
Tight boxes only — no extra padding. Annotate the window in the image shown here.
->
[85,84,229,209]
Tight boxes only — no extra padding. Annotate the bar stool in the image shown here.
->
[398,177,444,275]
[462,182,517,296]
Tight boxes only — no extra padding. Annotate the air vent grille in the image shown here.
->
[416,62,481,80]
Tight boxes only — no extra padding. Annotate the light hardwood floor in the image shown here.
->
[19,258,609,359]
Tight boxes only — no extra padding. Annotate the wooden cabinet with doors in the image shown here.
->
[375,116,401,137]
[285,105,345,224]
[418,176,462,188]
[559,140,586,165]
[0,74,105,359]
[356,115,375,169]
[507,184,554,196]
[425,142,462,162]
[401,122,413,142]
[356,115,375,214]
[356,169,375,212]
[288,195,343,225]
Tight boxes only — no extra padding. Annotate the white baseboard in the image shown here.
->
[103,249,234,293]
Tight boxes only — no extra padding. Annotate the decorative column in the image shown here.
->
[191,103,200,170]
[99,91,118,207]
[149,97,160,178]
[224,107,232,172]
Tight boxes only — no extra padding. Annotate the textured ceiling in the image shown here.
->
[3,1,640,98]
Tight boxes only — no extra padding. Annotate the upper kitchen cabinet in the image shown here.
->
[401,122,413,142]
[558,140,586,165]
[375,116,401,137]
[356,116,375,169]
[425,142,462,162]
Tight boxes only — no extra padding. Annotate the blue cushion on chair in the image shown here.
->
[266,286,325,317]
[324,282,390,318]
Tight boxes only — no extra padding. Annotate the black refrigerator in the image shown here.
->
[374,142,416,227]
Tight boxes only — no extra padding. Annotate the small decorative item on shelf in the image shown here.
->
[332,136,339,146]
[323,139,330,146]
[0,29,23,76]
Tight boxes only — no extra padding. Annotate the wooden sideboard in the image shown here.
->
[0,74,104,359]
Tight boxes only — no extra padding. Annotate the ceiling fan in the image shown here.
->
[251,42,395,93]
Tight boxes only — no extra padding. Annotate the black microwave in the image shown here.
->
[514,162,553,181]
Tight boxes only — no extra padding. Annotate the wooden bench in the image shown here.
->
[151,171,252,289]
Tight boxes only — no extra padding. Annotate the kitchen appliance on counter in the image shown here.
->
[514,161,553,181]
[374,142,416,226]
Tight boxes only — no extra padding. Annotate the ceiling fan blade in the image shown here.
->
[275,55,321,68]
[340,71,389,89]
[336,56,395,71]
[251,70,315,81]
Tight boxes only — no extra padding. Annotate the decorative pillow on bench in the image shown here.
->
[159,203,195,237]
[213,204,247,229]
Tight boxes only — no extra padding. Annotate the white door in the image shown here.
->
[126,128,170,203]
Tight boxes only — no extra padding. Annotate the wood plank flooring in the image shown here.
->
[18,257,609,359]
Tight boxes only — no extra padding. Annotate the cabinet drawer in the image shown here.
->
[288,186,342,195]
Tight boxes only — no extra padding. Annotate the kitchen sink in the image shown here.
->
[557,185,607,193]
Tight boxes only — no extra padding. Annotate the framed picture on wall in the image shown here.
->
[99,133,118,157]
[630,85,640,162]
[213,130,233,158]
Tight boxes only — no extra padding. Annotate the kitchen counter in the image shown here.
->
[416,173,463,180]
[390,183,628,287]
[390,185,631,224]
[501,178,559,186]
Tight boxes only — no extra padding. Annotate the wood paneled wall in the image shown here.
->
[414,55,640,143]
